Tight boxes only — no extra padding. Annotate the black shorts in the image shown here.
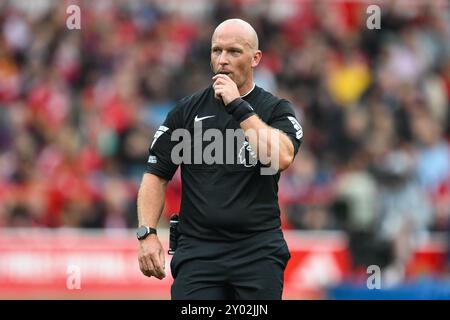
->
[170,229,291,300]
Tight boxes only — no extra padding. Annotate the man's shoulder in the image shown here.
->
[254,86,291,109]
[176,86,212,109]
[166,86,212,122]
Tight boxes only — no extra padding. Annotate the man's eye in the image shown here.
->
[212,48,221,54]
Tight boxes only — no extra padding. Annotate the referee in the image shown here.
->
[137,19,303,300]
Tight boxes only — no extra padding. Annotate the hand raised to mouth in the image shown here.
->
[212,74,240,105]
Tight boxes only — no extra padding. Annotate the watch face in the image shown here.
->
[136,226,148,239]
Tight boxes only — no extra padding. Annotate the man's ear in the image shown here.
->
[252,50,262,68]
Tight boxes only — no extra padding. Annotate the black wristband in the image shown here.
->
[226,98,256,123]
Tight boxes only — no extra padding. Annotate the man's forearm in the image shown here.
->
[137,173,168,228]
[240,115,294,171]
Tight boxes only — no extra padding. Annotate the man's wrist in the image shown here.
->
[226,98,256,123]
[136,226,157,240]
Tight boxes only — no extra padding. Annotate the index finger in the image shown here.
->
[212,74,231,81]
[151,254,166,279]
[159,249,165,273]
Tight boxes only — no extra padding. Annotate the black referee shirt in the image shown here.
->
[146,85,303,241]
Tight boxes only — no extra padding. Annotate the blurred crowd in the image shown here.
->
[0,0,450,277]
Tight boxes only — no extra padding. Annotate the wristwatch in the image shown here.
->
[136,226,157,240]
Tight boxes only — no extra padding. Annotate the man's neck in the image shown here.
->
[239,82,255,98]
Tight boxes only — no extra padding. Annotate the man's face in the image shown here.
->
[210,28,258,89]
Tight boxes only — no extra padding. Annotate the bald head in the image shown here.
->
[212,19,259,52]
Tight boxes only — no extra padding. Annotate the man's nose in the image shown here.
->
[218,52,228,65]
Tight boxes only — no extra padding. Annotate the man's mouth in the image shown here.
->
[217,71,231,76]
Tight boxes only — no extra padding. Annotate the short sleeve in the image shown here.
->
[268,99,303,156]
[146,103,184,181]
